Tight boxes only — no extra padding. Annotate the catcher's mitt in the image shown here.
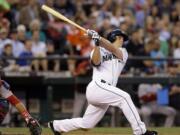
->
[27,118,42,135]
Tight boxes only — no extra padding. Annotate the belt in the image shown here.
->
[101,79,111,85]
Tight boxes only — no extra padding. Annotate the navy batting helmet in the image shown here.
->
[107,29,128,43]
[0,98,9,124]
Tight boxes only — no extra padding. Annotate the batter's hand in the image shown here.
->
[86,29,97,37]
[92,33,101,46]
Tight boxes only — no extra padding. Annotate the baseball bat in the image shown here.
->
[41,5,87,32]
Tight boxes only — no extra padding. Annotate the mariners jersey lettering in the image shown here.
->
[90,47,128,86]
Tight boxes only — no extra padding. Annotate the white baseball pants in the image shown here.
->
[53,80,146,135]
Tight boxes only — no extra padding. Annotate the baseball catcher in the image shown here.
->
[0,79,42,135]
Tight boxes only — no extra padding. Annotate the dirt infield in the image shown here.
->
[0,127,180,135]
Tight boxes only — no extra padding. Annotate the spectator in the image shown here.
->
[0,28,10,55]
[125,28,145,71]
[138,83,177,127]
[17,39,33,73]
[54,0,76,17]
[158,18,170,57]
[170,7,179,23]
[169,84,180,126]
[110,6,125,27]
[27,19,46,42]
[18,0,40,28]
[173,39,180,73]
[150,39,166,73]
[40,0,55,22]
[145,16,156,35]
[95,2,111,27]
[1,0,19,30]
[31,30,47,71]
[1,42,18,72]
[169,36,178,56]
[0,7,10,31]
[73,7,88,29]
[169,84,180,111]
[159,0,172,14]
[98,18,112,37]
[167,58,180,111]
[167,68,180,125]
[123,12,135,33]
[119,21,129,33]
[9,29,25,57]
[39,0,55,32]
[17,24,27,43]
[171,22,180,38]
[149,5,161,19]
[173,39,180,61]
[46,21,68,54]
[139,40,158,74]
[46,40,60,72]
[134,0,146,28]
[167,36,179,73]
[126,28,144,56]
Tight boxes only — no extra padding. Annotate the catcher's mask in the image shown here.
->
[107,29,128,43]
[0,98,9,124]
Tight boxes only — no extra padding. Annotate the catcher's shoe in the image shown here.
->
[27,118,42,135]
[143,130,158,135]
[48,121,61,135]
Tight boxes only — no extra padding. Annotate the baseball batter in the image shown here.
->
[48,29,158,135]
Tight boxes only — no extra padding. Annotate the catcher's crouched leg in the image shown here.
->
[27,117,42,135]
[0,98,9,124]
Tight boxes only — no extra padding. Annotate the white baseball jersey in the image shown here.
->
[91,47,128,86]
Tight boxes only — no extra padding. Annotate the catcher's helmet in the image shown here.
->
[0,98,9,124]
[107,29,128,43]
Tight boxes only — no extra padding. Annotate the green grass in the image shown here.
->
[0,127,180,135]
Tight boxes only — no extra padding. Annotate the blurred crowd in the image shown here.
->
[0,0,179,76]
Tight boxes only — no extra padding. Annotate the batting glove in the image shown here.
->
[86,29,97,37]
[27,117,42,135]
[92,33,101,46]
